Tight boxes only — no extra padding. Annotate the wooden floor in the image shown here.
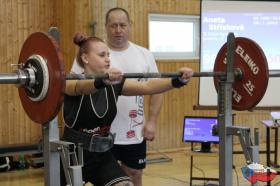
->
[1,144,280,186]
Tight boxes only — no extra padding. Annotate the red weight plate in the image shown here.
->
[18,32,65,124]
[214,37,269,111]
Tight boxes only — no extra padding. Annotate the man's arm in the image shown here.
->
[143,93,163,141]
[142,48,163,141]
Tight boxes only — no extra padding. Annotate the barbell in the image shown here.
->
[0,32,276,124]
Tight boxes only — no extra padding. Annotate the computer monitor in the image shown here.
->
[183,116,219,152]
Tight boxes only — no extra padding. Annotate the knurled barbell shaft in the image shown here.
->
[64,70,280,80]
[65,72,227,80]
[0,71,226,85]
[1,70,280,85]
[0,72,220,84]
[0,71,227,85]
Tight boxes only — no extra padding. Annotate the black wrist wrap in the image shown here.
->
[171,77,187,88]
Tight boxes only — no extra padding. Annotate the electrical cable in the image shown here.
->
[143,171,189,184]
[193,164,207,185]
[233,165,240,186]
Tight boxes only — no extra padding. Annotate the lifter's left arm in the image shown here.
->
[143,93,163,141]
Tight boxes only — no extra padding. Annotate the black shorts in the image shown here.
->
[111,140,146,170]
[61,149,130,186]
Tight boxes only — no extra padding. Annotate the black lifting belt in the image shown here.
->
[63,127,115,152]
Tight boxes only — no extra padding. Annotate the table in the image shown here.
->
[261,120,280,186]
[186,144,219,186]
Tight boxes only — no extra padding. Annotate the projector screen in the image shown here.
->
[200,0,280,107]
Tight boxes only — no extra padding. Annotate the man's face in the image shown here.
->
[106,10,131,49]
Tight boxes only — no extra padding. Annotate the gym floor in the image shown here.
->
[0,143,279,186]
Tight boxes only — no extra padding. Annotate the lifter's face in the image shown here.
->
[106,10,131,50]
[82,41,110,73]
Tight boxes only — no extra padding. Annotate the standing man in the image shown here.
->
[71,7,163,186]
